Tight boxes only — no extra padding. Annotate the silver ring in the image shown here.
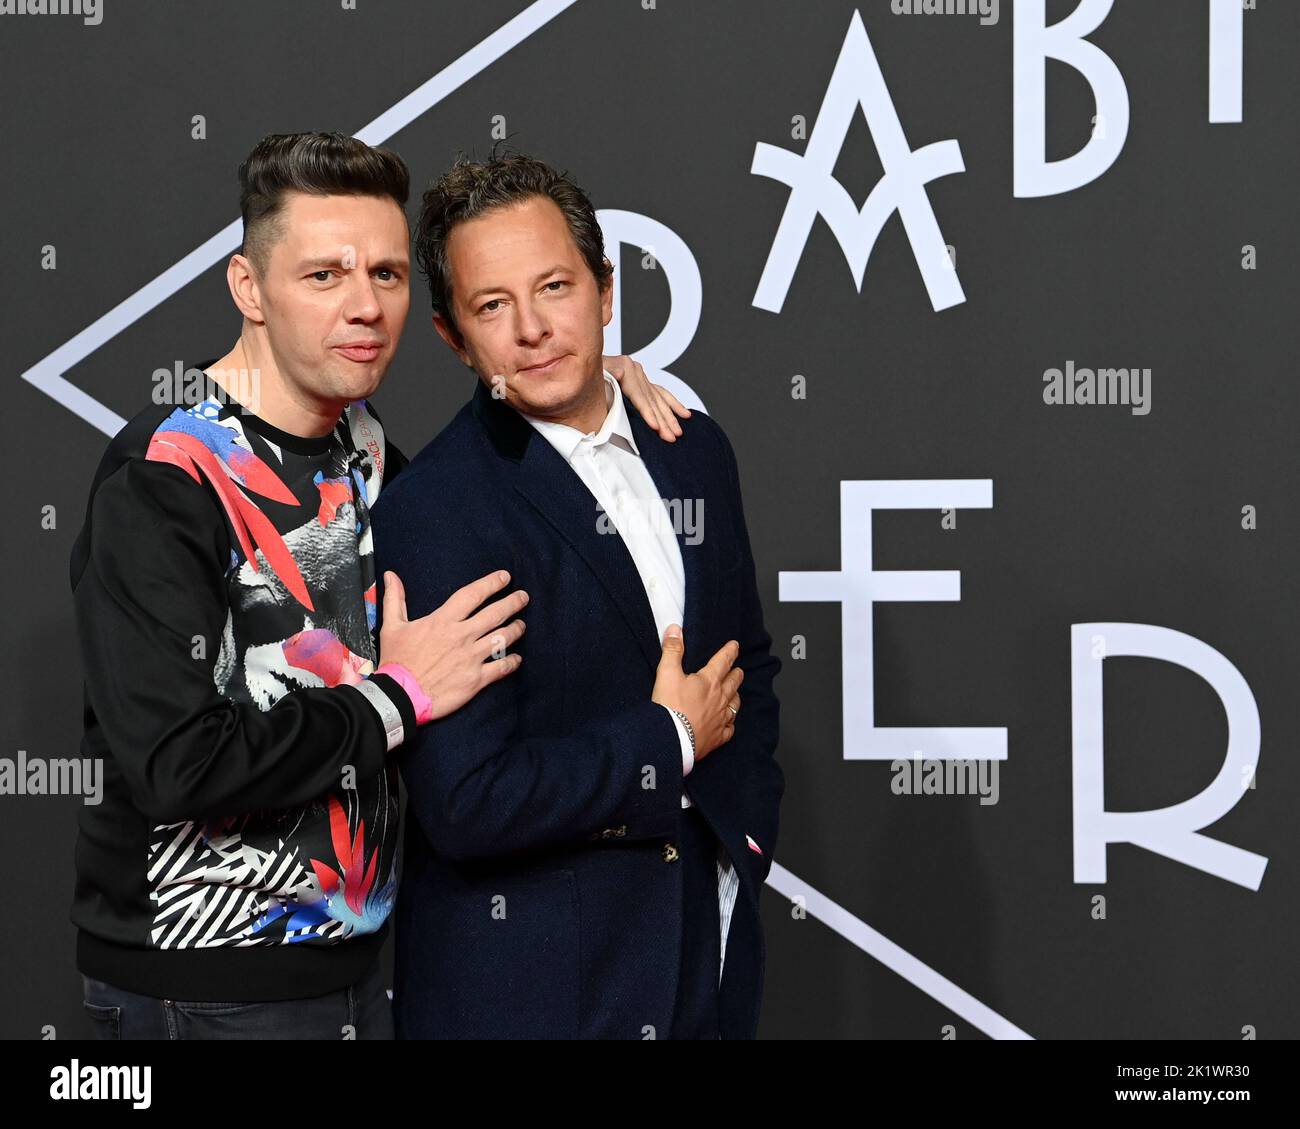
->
[726,704,738,717]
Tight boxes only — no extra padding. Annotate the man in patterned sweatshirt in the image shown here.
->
[69,132,689,1039]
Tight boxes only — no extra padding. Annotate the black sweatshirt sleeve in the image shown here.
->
[73,457,408,825]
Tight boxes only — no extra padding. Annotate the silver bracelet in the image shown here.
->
[354,679,406,752]
[668,708,696,756]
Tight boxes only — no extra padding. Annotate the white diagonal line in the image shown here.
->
[355,0,579,144]
[23,223,244,437]
[21,0,581,438]
[766,861,1034,1039]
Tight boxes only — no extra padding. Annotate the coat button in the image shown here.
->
[662,842,679,863]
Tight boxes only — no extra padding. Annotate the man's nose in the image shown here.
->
[343,273,383,322]
[514,298,550,344]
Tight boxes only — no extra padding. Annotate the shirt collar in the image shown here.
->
[522,370,641,463]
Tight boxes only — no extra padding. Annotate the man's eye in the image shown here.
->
[312,270,333,282]
[545,281,566,292]
[481,299,502,313]
[376,268,397,281]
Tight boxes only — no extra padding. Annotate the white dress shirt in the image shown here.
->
[522,371,740,983]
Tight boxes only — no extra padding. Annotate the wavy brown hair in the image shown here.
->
[413,149,613,338]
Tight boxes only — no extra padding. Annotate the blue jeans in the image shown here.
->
[81,958,394,1040]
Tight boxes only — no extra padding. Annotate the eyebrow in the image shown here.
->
[297,256,410,272]
[465,264,571,305]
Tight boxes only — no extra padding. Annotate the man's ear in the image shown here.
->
[599,260,614,327]
[227,254,265,325]
[433,314,472,367]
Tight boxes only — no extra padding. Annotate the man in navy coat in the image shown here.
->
[371,153,782,1039]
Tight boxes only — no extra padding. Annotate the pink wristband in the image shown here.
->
[375,662,434,725]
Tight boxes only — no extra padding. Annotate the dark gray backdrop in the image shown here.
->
[2,0,1295,1039]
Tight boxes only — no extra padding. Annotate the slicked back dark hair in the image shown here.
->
[413,149,613,337]
[238,132,411,275]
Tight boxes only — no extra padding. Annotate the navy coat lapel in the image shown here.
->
[472,380,659,672]
[517,435,667,672]
[627,412,719,673]
[471,378,718,675]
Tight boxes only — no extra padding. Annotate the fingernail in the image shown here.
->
[499,571,510,583]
